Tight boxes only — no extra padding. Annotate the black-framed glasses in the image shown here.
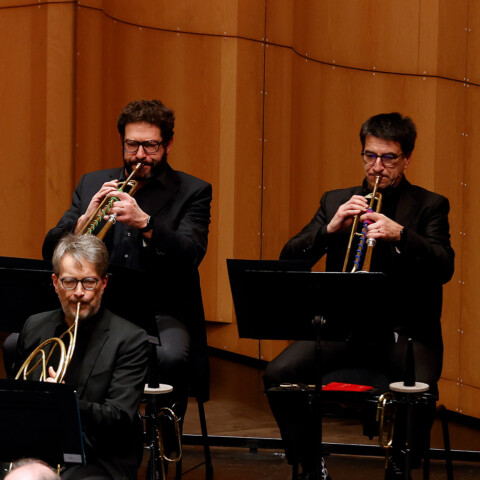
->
[123,139,162,154]
[60,277,99,291]
[361,152,404,168]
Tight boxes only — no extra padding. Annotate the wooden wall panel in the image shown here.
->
[0,2,75,259]
[78,0,265,40]
[433,80,465,388]
[459,85,480,416]
[265,0,293,46]
[291,1,421,74]
[207,38,265,356]
[431,1,468,79]
[45,4,76,231]
[466,2,480,85]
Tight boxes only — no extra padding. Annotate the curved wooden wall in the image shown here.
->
[0,0,477,416]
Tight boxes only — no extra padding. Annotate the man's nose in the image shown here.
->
[136,145,147,159]
[73,283,85,296]
[372,157,384,171]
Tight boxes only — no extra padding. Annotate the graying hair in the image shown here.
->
[6,458,60,479]
[52,234,109,277]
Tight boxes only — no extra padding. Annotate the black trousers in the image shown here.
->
[263,335,441,470]
[154,314,191,422]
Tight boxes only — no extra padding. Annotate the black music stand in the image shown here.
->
[0,257,59,333]
[0,379,85,469]
[227,259,387,480]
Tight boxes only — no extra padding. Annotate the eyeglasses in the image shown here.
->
[123,139,162,154]
[361,152,404,168]
[60,277,99,291]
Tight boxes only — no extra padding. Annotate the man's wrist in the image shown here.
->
[139,215,154,233]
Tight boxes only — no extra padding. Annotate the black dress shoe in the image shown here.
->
[298,458,331,480]
[384,461,412,480]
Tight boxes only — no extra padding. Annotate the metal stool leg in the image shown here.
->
[175,397,213,480]
[197,398,213,478]
[423,428,431,480]
[438,405,454,480]
[292,463,298,480]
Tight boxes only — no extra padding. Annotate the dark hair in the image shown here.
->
[117,99,175,145]
[360,113,417,157]
[52,234,109,277]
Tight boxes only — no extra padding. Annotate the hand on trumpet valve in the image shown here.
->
[327,195,369,234]
[104,192,148,229]
[362,211,403,242]
[74,180,119,234]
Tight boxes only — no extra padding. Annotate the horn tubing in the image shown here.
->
[15,302,81,383]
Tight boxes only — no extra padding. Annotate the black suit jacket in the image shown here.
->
[42,164,212,398]
[280,178,455,362]
[15,308,149,480]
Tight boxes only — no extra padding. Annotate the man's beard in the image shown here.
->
[123,151,168,180]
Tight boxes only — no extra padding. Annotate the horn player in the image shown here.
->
[14,234,148,480]
[263,113,454,480]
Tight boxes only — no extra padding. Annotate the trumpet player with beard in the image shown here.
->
[42,99,212,426]
[15,234,149,480]
[263,113,454,480]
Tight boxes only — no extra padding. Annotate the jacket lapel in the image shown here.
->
[393,179,421,228]
[75,310,111,397]
[138,164,180,216]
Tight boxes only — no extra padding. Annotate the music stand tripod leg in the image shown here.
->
[312,315,326,480]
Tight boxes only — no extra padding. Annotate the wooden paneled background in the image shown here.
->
[0,0,476,416]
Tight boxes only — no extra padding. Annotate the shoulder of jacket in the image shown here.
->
[169,168,211,190]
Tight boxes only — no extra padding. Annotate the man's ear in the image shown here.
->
[100,274,108,293]
[52,273,59,294]
[404,153,412,169]
[165,138,174,154]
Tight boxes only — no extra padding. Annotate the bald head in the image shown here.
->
[5,462,60,480]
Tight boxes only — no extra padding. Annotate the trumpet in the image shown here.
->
[15,302,81,383]
[81,162,143,240]
[342,175,383,272]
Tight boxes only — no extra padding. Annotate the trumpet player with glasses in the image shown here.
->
[264,113,454,480]
[15,234,149,480]
[42,99,212,428]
